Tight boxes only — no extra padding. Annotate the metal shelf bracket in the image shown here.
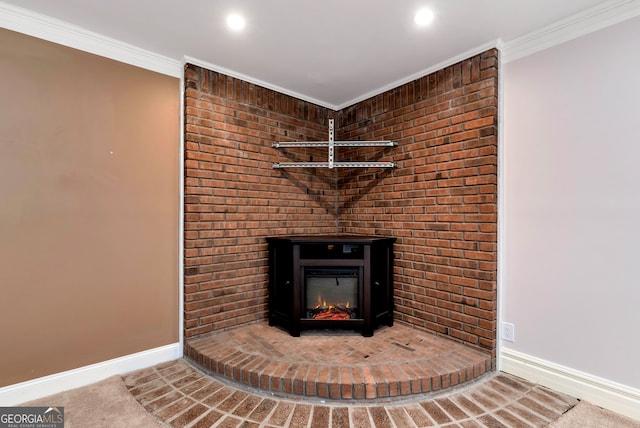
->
[273,119,397,169]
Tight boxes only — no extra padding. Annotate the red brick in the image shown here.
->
[184,49,496,352]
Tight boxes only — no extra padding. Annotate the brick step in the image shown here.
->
[185,322,493,400]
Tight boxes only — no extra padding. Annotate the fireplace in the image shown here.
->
[266,236,395,336]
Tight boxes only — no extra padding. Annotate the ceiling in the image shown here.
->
[0,0,618,109]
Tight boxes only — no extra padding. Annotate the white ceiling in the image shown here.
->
[0,0,627,109]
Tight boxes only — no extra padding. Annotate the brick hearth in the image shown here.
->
[185,322,492,401]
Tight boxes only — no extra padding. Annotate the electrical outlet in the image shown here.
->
[502,322,515,342]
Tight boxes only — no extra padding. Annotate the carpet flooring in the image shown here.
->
[25,360,640,428]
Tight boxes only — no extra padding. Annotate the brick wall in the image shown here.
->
[337,49,498,355]
[184,65,338,337]
[184,49,498,356]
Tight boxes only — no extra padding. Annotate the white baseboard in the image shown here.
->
[501,347,640,421]
[0,343,181,406]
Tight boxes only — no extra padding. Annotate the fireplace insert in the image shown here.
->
[266,235,395,337]
[305,267,360,320]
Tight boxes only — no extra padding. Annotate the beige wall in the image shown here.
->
[0,28,180,387]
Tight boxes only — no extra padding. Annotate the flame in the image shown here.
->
[313,295,350,310]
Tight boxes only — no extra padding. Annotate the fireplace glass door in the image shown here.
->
[304,268,360,320]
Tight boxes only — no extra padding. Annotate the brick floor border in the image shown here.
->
[125,359,578,427]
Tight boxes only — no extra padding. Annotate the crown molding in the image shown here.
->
[502,0,640,63]
[335,39,502,111]
[4,0,638,105]
[182,56,337,110]
[185,39,501,112]
[0,1,182,77]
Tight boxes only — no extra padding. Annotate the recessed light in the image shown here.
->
[226,13,246,31]
[414,8,435,26]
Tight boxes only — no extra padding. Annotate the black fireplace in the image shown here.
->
[266,236,395,337]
